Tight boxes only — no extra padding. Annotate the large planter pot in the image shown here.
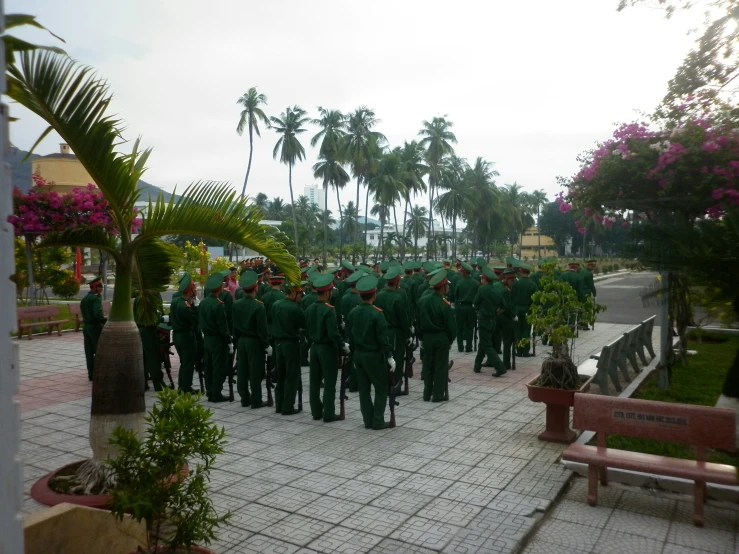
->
[526,375,593,444]
[129,547,215,554]
[31,461,190,509]
[31,461,112,509]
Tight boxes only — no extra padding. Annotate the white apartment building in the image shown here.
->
[304,185,324,209]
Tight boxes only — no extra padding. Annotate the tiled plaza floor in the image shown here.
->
[14,323,737,553]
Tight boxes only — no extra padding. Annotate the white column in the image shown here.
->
[0,0,25,550]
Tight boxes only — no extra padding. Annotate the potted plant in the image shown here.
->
[523,262,603,443]
[107,388,231,553]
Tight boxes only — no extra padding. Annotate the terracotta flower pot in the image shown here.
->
[128,546,215,554]
[526,375,593,444]
[31,461,190,509]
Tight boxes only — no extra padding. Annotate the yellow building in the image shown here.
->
[32,144,95,194]
[520,226,558,259]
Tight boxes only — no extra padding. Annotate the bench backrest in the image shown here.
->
[68,303,82,316]
[573,394,736,451]
[17,305,61,319]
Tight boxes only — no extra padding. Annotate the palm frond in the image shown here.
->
[39,228,122,264]
[134,181,299,282]
[132,238,180,326]
[7,51,148,233]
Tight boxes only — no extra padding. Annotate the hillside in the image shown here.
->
[7,147,174,201]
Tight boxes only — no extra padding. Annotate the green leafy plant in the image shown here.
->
[51,269,80,299]
[107,388,230,552]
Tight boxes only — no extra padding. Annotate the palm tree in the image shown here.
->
[266,197,286,220]
[464,157,501,259]
[271,106,310,249]
[406,205,429,259]
[312,108,350,266]
[435,155,470,260]
[344,107,386,261]
[8,51,298,488]
[236,87,269,197]
[418,116,457,259]
[528,189,549,258]
[253,192,269,212]
[369,152,406,261]
[396,141,428,261]
[499,183,535,257]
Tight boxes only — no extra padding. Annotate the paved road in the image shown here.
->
[595,271,660,324]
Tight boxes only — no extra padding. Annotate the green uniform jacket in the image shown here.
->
[418,293,456,344]
[235,288,245,301]
[81,292,106,325]
[271,298,305,340]
[198,295,231,341]
[341,290,362,322]
[530,271,546,288]
[305,300,343,350]
[558,270,584,301]
[300,292,318,313]
[375,288,411,338]
[258,281,271,300]
[346,303,391,356]
[582,268,596,297]
[261,288,285,335]
[473,282,506,319]
[218,290,234,336]
[172,295,198,332]
[455,275,480,305]
[511,277,538,310]
[233,296,269,349]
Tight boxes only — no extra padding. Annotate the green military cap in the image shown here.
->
[481,267,496,281]
[568,261,581,268]
[219,269,231,278]
[511,258,521,268]
[288,280,308,291]
[238,270,258,289]
[422,261,437,273]
[341,260,355,271]
[357,264,373,273]
[178,273,193,293]
[327,267,338,275]
[346,270,369,285]
[430,270,449,288]
[503,268,517,276]
[505,257,515,266]
[427,268,445,278]
[434,261,444,269]
[477,257,487,266]
[383,267,402,281]
[537,258,547,267]
[158,322,172,331]
[493,265,507,273]
[356,275,378,294]
[460,262,473,273]
[89,275,103,286]
[520,263,533,273]
[378,261,391,272]
[442,258,451,264]
[312,273,335,292]
[205,273,225,291]
[389,259,401,267]
[402,264,414,273]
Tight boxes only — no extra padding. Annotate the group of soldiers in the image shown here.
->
[79,255,597,430]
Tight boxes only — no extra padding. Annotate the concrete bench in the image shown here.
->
[591,336,625,395]
[17,306,69,340]
[563,394,737,526]
[617,325,642,378]
[636,315,657,364]
[68,301,111,332]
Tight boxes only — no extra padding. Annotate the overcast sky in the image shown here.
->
[10,0,701,217]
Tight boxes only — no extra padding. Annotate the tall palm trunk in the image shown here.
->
[241,124,254,198]
[428,182,434,260]
[537,205,541,258]
[336,189,345,262]
[379,211,385,261]
[322,186,329,268]
[354,176,361,263]
[452,209,457,260]
[392,205,400,262]
[401,198,409,262]
[287,163,299,249]
[363,185,371,263]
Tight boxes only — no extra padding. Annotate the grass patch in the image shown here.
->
[603,332,739,468]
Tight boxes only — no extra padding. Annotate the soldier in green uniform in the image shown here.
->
[271,281,306,415]
[511,264,538,357]
[341,270,368,392]
[233,270,271,408]
[470,259,482,283]
[559,261,585,327]
[134,291,165,391]
[198,273,232,402]
[346,276,392,429]
[306,274,350,422]
[499,269,517,370]
[581,259,597,330]
[454,262,479,353]
[171,275,199,393]
[81,276,106,381]
[473,267,507,376]
[418,271,456,401]
[375,267,411,394]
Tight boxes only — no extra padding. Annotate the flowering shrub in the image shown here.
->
[563,95,739,222]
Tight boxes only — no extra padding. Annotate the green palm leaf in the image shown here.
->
[132,239,181,326]
[39,228,121,262]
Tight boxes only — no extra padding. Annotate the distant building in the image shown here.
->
[304,185,324,209]
[32,143,95,194]
[520,227,558,258]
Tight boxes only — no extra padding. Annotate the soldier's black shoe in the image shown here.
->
[313,415,322,421]
[457,346,464,352]
[473,367,481,373]
[241,401,250,407]
[209,394,229,403]
[282,408,300,416]
[323,415,340,423]
[431,397,447,402]
[251,401,266,409]
[423,396,431,402]
[399,390,409,396]
[492,370,507,378]
[349,387,358,393]
[372,422,390,430]
[465,347,473,353]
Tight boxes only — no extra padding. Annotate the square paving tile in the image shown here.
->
[666,521,737,554]
[552,498,613,527]
[416,498,482,527]
[520,538,591,554]
[296,495,364,525]
[440,481,501,507]
[291,472,348,495]
[592,529,665,554]
[533,519,603,551]
[341,505,409,536]
[307,526,383,554]
[258,486,322,513]
[262,514,335,547]
[615,489,678,520]
[367,538,438,553]
[217,476,283,502]
[673,500,738,532]
[441,528,521,554]
[227,533,302,553]
[486,491,550,517]
[237,502,291,533]
[465,508,536,541]
[395,473,455,496]
[603,508,671,541]
[369,489,435,516]
[389,516,461,550]
[253,465,311,485]
[327,480,390,504]
[356,467,414,488]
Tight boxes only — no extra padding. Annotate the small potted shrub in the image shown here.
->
[107,388,230,553]
[523,262,603,443]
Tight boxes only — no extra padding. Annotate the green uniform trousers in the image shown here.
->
[203,335,228,399]
[300,332,309,366]
[421,332,450,402]
[275,339,301,413]
[353,350,388,429]
[82,323,102,379]
[139,326,163,390]
[497,316,515,369]
[514,307,532,356]
[346,349,358,392]
[237,336,265,407]
[474,320,505,373]
[387,328,405,388]
[309,343,339,420]
[174,330,197,393]
[455,304,476,351]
